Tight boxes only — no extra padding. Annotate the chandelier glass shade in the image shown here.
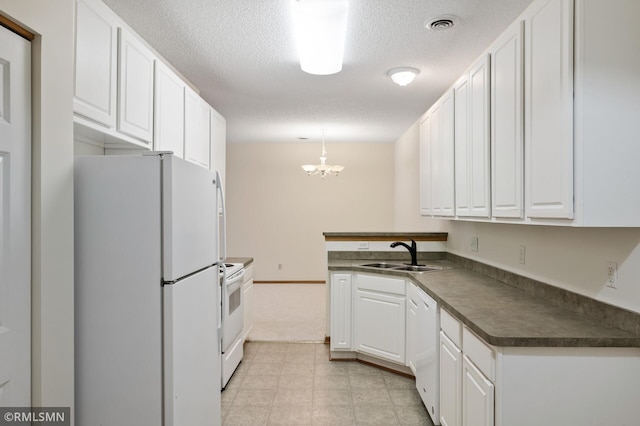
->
[301,133,344,178]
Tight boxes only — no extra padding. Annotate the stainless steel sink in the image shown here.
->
[360,262,404,269]
[359,263,444,273]
[391,265,443,272]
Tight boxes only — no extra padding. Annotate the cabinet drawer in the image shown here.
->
[356,274,405,295]
[463,327,495,381]
[440,308,462,347]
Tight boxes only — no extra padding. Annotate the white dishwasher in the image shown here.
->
[415,288,440,425]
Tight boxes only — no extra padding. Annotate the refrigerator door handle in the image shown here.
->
[214,171,226,262]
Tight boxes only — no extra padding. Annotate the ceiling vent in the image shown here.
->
[424,15,459,31]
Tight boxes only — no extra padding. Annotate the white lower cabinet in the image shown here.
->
[330,273,353,351]
[241,264,254,342]
[439,308,640,426]
[406,284,418,374]
[354,274,406,364]
[440,331,462,426]
[462,355,494,426]
[440,309,496,426]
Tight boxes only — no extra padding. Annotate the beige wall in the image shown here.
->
[0,0,75,414]
[392,121,640,315]
[226,142,394,281]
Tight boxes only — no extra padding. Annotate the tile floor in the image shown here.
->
[222,341,435,425]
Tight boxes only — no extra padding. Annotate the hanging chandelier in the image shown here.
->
[301,130,344,178]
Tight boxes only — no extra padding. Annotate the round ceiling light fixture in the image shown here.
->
[388,67,420,87]
[424,15,460,31]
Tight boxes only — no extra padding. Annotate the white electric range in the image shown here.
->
[220,262,245,388]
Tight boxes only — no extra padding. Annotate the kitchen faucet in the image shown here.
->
[390,239,419,266]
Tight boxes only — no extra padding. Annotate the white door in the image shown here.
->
[0,26,31,407]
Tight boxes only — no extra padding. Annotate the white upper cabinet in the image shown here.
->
[117,28,155,145]
[491,21,524,219]
[523,0,574,219]
[184,87,211,169]
[454,73,470,217]
[420,0,640,226]
[419,113,433,216]
[154,61,185,157]
[573,0,640,226]
[421,89,455,218]
[74,0,117,128]
[431,90,456,217]
[210,107,226,183]
[455,55,491,218]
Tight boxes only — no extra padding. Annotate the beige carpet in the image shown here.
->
[249,283,326,342]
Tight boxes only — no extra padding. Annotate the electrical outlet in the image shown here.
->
[358,242,370,250]
[606,262,618,288]
[519,245,526,264]
[470,236,478,252]
[278,263,283,270]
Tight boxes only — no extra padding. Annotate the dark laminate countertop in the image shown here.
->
[329,259,640,348]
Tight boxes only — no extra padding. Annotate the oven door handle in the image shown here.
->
[225,269,245,287]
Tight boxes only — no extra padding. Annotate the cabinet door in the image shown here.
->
[440,331,462,426]
[430,91,455,217]
[468,55,491,217]
[117,28,155,145]
[184,87,211,169]
[415,292,439,424]
[524,0,574,219]
[330,273,352,350]
[491,21,524,219]
[462,355,494,426]
[454,74,471,217]
[438,90,456,217]
[154,61,185,157]
[354,288,406,363]
[419,113,433,216]
[406,287,418,374]
[210,108,226,181]
[74,0,117,128]
[455,55,491,218]
[242,275,253,342]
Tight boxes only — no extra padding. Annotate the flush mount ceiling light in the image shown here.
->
[301,130,344,178]
[388,67,420,87]
[291,0,349,75]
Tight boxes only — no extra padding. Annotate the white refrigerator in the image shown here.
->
[75,153,222,426]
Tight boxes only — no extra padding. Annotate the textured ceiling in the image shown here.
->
[103,0,533,144]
